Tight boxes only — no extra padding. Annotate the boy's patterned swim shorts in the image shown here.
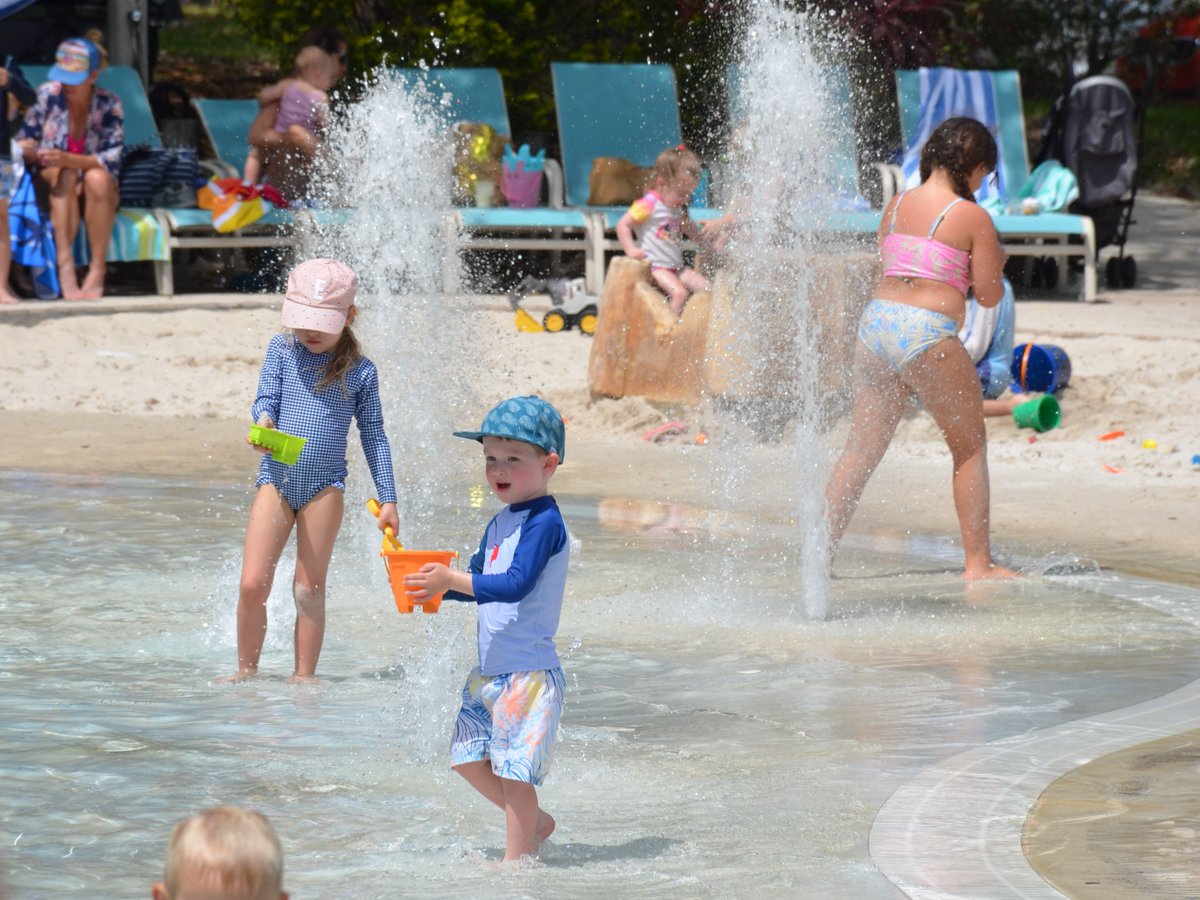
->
[450,666,565,786]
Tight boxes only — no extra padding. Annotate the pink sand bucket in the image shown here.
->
[500,166,543,208]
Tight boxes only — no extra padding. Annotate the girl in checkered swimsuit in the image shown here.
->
[229,259,400,683]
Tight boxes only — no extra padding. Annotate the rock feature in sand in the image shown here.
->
[587,252,875,408]
[587,256,712,404]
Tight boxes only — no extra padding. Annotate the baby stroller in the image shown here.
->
[1039,75,1143,288]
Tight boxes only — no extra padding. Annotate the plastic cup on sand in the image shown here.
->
[1012,395,1061,432]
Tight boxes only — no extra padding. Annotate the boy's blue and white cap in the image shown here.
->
[454,395,565,462]
[49,38,101,86]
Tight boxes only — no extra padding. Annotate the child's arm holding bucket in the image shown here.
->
[424,513,563,606]
[247,337,284,454]
[405,563,473,601]
[406,537,485,602]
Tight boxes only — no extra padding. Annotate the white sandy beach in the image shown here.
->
[1,193,1198,586]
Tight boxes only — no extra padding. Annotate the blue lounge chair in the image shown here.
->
[387,67,513,138]
[551,61,686,213]
[21,65,170,287]
[895,68,1098,301]
[550,61,732,284]
[552,62,882,276]
[386,66,602,293]
[191,97,259,177]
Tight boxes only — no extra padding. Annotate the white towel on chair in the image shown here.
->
[901,68,1006,207]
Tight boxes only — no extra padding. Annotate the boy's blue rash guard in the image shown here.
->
[446,495,569,677]
[251,333,397,507]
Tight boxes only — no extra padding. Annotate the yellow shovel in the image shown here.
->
[366,498,403,550]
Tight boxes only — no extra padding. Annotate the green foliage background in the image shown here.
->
[226,0,734,152]
[165,0,1200,195]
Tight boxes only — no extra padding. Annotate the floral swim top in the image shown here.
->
[880,192,971,295]
[17,82,124,179]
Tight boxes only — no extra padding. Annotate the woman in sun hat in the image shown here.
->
[16,36,123,300]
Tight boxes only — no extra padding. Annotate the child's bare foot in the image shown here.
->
[286,673,320,684]
[535,811,556,845]
[964,561,1021,580]
[0,287,20,305]
[223,667,259,683]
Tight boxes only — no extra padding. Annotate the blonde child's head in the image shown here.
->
[152,806,286,900]
[294,45,336,92]
[654,145,702,185]
[651,145,702,205]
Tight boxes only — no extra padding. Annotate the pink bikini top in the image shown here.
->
[880,193,971,295]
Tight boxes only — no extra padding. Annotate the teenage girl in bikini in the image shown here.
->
[825,116,1019,580]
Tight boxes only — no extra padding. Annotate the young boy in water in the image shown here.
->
[404,395,569,862]
[152,806,288,900]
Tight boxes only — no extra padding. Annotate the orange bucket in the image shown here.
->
[380,547,458,613]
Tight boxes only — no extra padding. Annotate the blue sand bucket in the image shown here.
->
[1011,343,1072,393]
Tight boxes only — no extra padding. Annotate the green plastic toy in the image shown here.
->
[248,425,307,465]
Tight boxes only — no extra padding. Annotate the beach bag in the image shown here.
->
[197,176,244,211]
[7,170,60,299]
[209,182,286,232]
[154,146,199,208]
[119,145,200,208]
[587,157,652,206]
[500,144,546,208]
[118,145,168,207]
[211,191,269,232]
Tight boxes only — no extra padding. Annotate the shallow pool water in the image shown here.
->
[2,469,1199,897]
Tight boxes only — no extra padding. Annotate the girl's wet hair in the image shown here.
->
[919,117,998,200]
[653,145,702,185]
[317,328,361,394]
[285,327,361,394]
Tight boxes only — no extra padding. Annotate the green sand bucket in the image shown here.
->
[248,425,307,464]
[1012,395,1060,432]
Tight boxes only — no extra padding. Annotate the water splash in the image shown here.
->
[306,69,477,537]
[294,68,480,746]
[711,0,862,618]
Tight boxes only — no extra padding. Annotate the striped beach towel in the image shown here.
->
[900,68,1007,209]
[71,208,168,264]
